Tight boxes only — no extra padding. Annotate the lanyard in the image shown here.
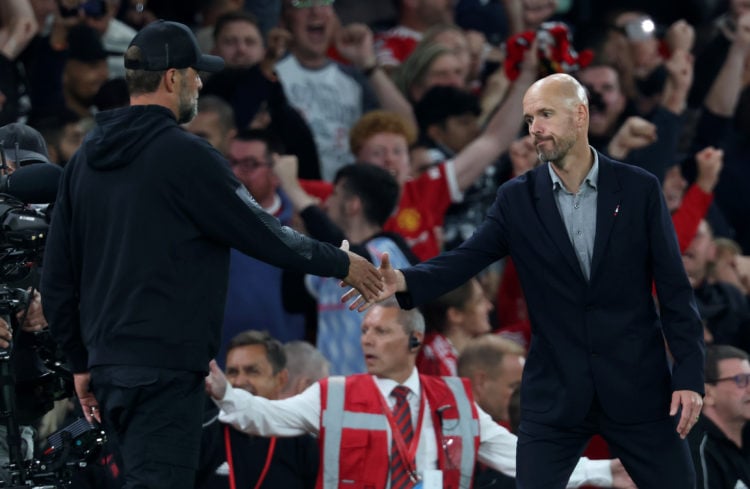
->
[223,424,277,489]
[377,382,426,483]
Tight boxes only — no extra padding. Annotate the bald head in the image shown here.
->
[527,73,589,111]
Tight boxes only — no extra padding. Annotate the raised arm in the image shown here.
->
[206,360,321,437]
[453,42,538,192]
[0,0,38,60]
[335,23,417,129]
[703,12,750,117]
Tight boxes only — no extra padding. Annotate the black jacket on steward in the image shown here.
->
[41,105,349,374]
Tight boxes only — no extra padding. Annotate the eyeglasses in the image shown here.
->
[228,156,271,171]
[707,373,750,388]
[290,0,334,8]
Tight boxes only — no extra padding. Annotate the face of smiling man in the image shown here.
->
[283,0,336,69]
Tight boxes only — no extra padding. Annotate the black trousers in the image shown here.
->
[516,399,696,489]
[90,366,205,489]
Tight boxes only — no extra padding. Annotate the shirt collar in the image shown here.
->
[548,147,599,192]
[375,367,420,400]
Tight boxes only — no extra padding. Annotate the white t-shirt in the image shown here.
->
[276,55,378,181]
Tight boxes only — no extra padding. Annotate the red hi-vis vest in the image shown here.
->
[317,374,480,489]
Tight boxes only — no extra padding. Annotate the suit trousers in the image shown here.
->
[90,365,205,489]
[516,397,696,489]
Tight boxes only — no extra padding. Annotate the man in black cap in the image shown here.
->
[41,20,383,489]
[0,121,52,172]
[0,121,51,484]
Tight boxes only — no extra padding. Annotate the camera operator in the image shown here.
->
[0,122,54,485]
[0,292,47,484]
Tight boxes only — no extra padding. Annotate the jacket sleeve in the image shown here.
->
[182,146,350,280]
[396,187,510,309]
[41,170,87,373]
[299,205,346,246]
[647,174,705,394]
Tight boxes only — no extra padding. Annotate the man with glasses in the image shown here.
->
[221,128,310,361]
[688,344,750,489]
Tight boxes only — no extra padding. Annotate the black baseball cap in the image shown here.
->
[0,123,51,165]
[124,20,225,73]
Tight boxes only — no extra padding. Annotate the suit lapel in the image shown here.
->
[590,155,622,281]
[533,166,586,281]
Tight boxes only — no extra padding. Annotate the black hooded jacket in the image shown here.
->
[41,105,349,373]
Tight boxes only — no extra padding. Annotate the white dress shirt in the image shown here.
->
[216,368,613,487]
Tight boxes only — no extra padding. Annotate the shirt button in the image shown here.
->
[577,230,582,236]
[574,203,580,209]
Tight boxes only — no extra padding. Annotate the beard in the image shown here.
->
[176,83,198,124]
[536,134,576,170]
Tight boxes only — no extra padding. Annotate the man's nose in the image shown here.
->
[361,330,373,344]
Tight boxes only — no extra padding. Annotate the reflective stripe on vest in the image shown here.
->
[442,376,480,488]
[321,376,389,488]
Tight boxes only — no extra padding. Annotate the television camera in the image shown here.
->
[0,162,106,488]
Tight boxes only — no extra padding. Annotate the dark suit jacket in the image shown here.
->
[397,153,704,427]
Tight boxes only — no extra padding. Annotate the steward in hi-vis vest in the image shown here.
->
[319,374,480,489]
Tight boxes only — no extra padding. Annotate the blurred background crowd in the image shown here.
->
[1,0,750,487]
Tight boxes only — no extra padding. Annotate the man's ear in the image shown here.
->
[577,103,588,129]
[164,68,178,93]
[345,195,362,216]
[471,369,488,393]
[277,368,289,388]
[446,306,463,325]
[703,384,716,406]
[426,124,444,144]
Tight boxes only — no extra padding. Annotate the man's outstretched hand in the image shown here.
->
[340,240,384,302]
[205,359,229,401]
[341,252,403,312]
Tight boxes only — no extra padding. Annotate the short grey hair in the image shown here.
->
[283,341,329,383]
[380,297,426,335]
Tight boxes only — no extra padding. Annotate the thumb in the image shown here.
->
[380,252,391,269]
[209,359,221,375]
[340,239,350,252]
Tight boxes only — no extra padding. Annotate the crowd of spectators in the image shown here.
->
[2,0,750,487]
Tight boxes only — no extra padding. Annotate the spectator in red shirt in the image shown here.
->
[417,277,493,376]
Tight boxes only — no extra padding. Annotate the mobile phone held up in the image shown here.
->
[59,0,107,19]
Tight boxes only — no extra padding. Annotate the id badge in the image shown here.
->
[420,469,443,489]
